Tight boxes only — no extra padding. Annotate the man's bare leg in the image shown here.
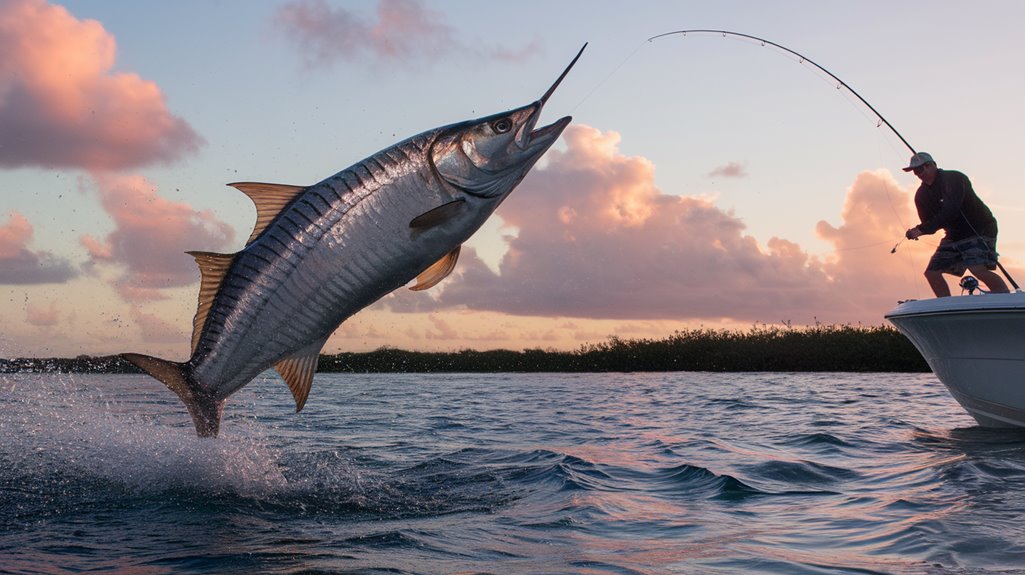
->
[969,266,1010,293]
[925,270,950,297]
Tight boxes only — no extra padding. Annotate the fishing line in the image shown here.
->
[801,239,906,258]
[830,239,903,253]
[567,39,649,114]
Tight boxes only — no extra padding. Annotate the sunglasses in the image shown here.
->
[912,164,928,174]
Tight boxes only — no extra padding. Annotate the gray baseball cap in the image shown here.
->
[902,152,934,172]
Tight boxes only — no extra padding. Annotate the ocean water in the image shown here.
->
[2,371,1025,575]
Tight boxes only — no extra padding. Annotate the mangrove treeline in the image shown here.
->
[2,325,928,374]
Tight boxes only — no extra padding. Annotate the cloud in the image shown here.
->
[0,0,202,169]
[25,301,60,327]
[0,211,78,284]
[274,0,539,67]
[425,314,460,340]
[80,173,236,302]
[814,169,936,314]
[708,161,748,179]
[129,306,187,344]
[382,124,932,325]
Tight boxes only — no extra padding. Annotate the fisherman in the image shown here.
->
[903,152,1009,297]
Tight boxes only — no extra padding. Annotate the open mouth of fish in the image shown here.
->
[516,43,586,150]
[518,110,572,151]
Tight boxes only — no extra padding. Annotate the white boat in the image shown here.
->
[885,291,1025,427]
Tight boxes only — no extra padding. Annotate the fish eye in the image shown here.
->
[492,118,513,133]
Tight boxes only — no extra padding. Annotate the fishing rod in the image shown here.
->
[649,29,1021,291]
[647,29,917,155]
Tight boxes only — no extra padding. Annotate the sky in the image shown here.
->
[3,0,1025,359]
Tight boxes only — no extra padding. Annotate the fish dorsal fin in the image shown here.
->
[409,246,461,292]
[273,338,326,412]
[228,182,307,245]
[409,199,466,236]
[186,251,237,355]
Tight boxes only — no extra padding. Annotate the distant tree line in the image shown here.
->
[1,325,928,374]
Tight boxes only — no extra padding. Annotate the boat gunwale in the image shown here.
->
[886,306,1025,320]
[886,292,1025,320]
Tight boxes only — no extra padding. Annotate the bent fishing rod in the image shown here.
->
[648,29,917,155]
[649,29,1020,291]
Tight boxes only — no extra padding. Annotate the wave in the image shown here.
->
[783,431,856,449]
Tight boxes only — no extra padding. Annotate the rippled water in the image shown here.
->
[3,371,1025,574]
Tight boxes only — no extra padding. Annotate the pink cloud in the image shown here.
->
[0,211,78,284]
[274,0,539,67]
[130,306,187,344]
[814,169,929,315]
[708,161,748,178]
[0,0,202,169]
[25,301,60,327]
[424,314,460,341]
[435,125,834,320]
[0,211,31,259]
[383,125,949,325]
[80,173,236,302]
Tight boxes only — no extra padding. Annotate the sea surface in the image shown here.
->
[3,371,1025,575]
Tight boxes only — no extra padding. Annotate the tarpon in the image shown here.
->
[122,45,587,437]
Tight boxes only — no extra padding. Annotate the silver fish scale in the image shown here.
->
[191,134,454,396]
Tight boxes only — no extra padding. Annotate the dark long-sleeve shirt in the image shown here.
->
[914,169,997,241]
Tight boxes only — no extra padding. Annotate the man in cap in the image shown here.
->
[904,152,1009,296]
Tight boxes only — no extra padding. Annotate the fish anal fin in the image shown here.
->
[409,199,466,238]
[410,246,460,292]
[228,182,307,245]
[273,339,326,412]
[186,251,237,355]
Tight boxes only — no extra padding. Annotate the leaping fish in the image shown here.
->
[122,44,587,437]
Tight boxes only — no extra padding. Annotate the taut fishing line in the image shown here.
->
[568,39,649,114]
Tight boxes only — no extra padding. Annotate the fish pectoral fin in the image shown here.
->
[409,199,466,236]
[409,246,461,292]
[186,251,237,355]
[273,339,326,412]
[228,182,308,246]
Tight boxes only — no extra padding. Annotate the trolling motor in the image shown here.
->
[959,276,981,295]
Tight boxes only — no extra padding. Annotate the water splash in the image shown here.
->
[1,373,288,500]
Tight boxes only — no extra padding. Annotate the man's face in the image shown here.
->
[913,162,937,185]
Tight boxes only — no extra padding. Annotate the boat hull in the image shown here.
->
[885,293,1025,427]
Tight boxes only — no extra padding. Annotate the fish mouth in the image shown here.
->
[525,113,572,147]
[516,100,574,151]
[512,108,570,159]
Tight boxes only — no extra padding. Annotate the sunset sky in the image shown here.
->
[3,0,1025,358]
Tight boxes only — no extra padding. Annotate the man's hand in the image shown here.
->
[905,226,924,240]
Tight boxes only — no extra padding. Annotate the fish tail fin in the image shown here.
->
[121,353,223,438]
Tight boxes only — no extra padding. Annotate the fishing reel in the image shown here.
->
[959,276,980,295]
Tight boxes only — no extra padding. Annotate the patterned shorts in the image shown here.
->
[927,236,998,276]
